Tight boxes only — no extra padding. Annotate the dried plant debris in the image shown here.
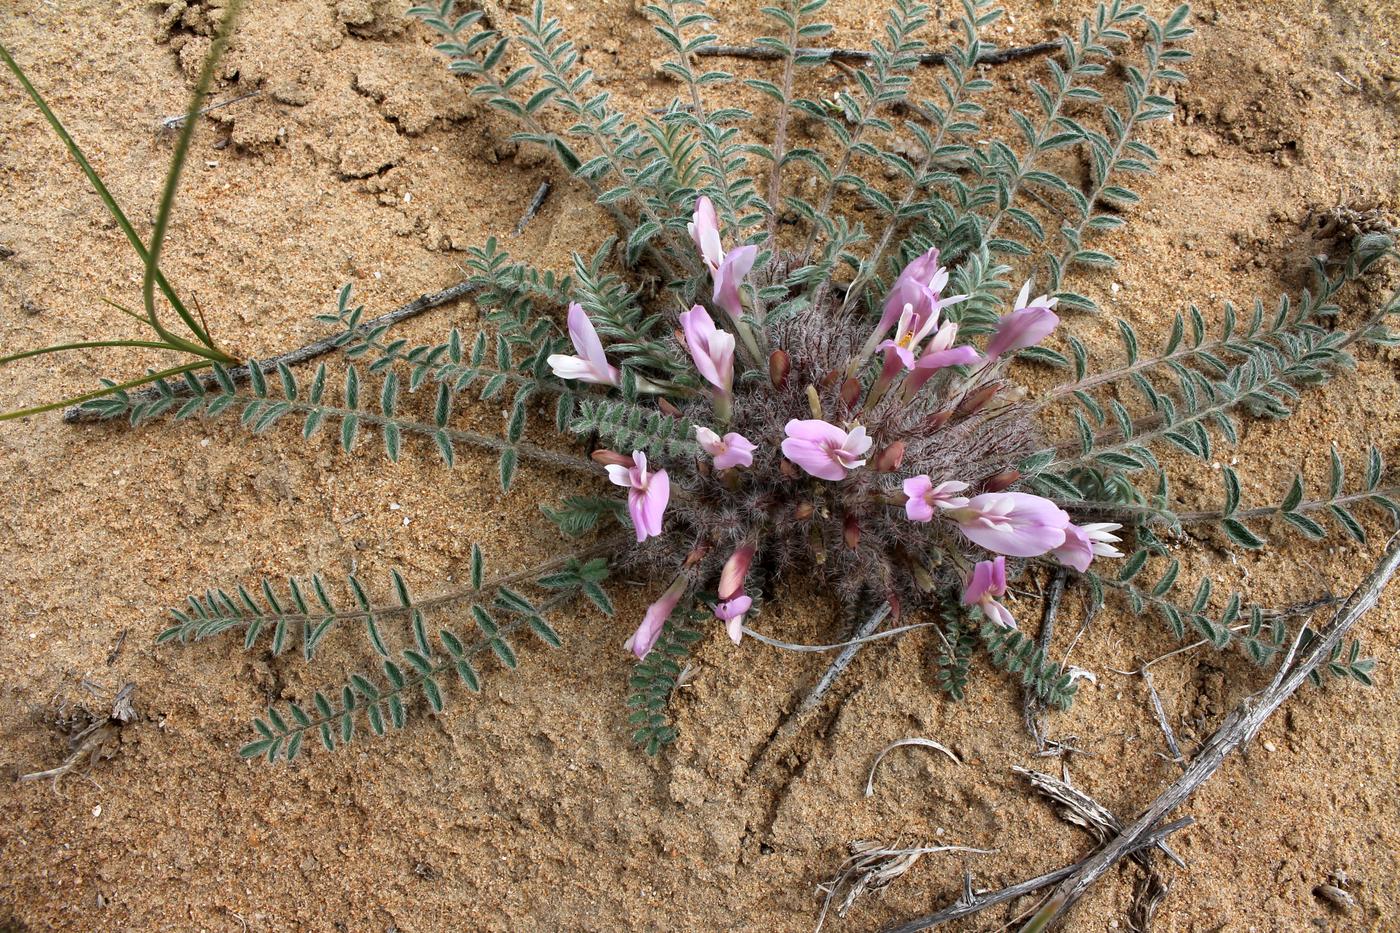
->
[1313,870,1357,914]
[1307,203,1399,253]
[814,839,992,933]
[19,683,136,786]
[1013,765,1185,868]
[865,737,961,797]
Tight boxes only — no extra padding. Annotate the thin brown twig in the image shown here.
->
[63,279,480,423]
[744,602,892,779]
[512,180,552,237]
[1140,669,1184,766]
[693,40,1060,68]
[888,536,1398,932]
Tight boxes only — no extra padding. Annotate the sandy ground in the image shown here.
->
[1,0,1399,930]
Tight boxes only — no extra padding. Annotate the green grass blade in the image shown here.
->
[0,43,190,345]
[0,340,176,367]
[141,0,244,353]
[0,362,211,422]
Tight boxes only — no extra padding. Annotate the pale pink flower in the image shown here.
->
[879,248,946,333]
[680,305,735,398]
[547,302,621,386]
[687,195,724,269]
[1051,522,1124,572]
[874,247,968,344]
[695,426,755,470]
[713,245,758,324]
[945,492,1070,557]
[605,450,671,542]
[627,577,686,659]
[714,543,757,644]
[986,282,1060,358]
[878,303,945,370]
[902,476,971,522]
[718,543,756,600]
[961,556,1016,629]
[901,343,983,399]
[688,195,757,323]
[781,420,873,481]
[714,594,753,644]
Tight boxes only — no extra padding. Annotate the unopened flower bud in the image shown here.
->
[719,543,756,600]
[780,458,801,479]
[923,410,952,431]
[591,449,634,468]
[956,382,1001,416]
[839,377,862,409]
[769,349,791,389]
[793,501,815,520]
[871,440,906,473]
[983,468,1020,492]
[843,512,861,549]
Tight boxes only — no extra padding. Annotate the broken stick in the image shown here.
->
[693,40,1060,68]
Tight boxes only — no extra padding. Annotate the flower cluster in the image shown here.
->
[550,196,1123,657]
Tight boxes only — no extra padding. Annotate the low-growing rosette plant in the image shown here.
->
[568,200,1125,665]
[1,0,1396,767]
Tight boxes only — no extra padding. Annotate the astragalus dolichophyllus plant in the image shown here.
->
[4,0,1398,763]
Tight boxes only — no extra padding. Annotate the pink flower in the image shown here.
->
[688,195,757,323]
[714,594,753,645]
[680,305,735,398]
[986,282,1060,358]
[713,245,757,324]
[961,557,1016,629]
[688,195,724,268]
[718,543,756,600]
[901,344,983,399]
[902,475,971,522]
[880,248,947,334]
[605,450,671,542]
[875,248,967,343]
[547,302,621,386]
[781,420,873,481]
[696,426,755,470]
[627,577,686,659]
[1051,522,1124,572]
[945,492,1070,557]
[878,303,945,370]
[714,543,757,644]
